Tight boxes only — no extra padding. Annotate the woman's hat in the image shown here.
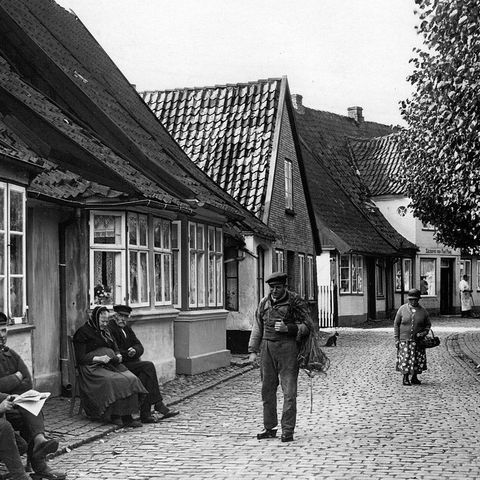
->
[407,288,421,299]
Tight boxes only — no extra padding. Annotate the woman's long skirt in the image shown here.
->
[396,340,427,374]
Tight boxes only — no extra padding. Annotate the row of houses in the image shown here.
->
[0,0,473,396]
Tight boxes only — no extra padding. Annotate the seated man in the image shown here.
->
[0,313,66,480]
[108,305,179,423]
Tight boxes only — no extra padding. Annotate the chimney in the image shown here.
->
[348,106,364,123]
[291,94,305,114]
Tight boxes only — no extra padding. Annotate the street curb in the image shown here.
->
[49,363,255,459]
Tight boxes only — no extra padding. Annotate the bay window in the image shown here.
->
[0,183,26,322]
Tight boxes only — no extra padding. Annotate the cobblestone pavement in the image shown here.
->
[43,316,480,480]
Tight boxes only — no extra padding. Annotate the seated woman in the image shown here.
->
[73,306,148,428]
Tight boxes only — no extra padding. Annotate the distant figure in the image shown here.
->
[459,275,473,317]
[324,331,339,347]
[394,289,431,386]
[420,276,429,295]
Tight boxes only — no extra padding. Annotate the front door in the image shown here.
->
[440,258,454,314]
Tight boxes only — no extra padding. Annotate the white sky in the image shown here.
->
[55,0,421,126]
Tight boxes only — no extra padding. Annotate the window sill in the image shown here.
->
[6,323,35,333]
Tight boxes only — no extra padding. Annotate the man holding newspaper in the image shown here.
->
[0,313,66,480]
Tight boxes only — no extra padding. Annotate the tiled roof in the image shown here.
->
[0,118,125,201]
[294,105,415,254]
[140,79,282,217]
[0,0,274,238]
[348,134,405,196]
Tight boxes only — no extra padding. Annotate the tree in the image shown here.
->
[399,0,480,249]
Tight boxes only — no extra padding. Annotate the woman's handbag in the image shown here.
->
[419,329,440,348]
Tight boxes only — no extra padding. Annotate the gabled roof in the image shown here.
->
[0,0,274,239]
[293,104,416,255]
[348,134,405,196]
[140,79,282,217]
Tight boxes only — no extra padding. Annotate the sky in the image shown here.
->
[55,0,421,126]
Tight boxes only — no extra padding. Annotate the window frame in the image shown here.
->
[306,255,315,300]
[339,254,364,295]
[376,259,385,298]
[285,158,294,211]
[0,183,26,322]
[275,249,285,272]
[153,217,172,306]
[171,221,181,307]
[419,258,436,296]
[208,226,223,307]
[298,253,305,298]
[128,212,150,307]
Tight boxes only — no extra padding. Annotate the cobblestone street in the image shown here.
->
[48,317,480,480]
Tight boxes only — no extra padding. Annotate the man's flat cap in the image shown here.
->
[266,272,288,284]
[113,304,132,314]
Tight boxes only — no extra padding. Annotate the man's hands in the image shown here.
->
[94,354,111,364]
[0,396,15,414]
[127,347,136,358]
[249,352,260,367]
[14,371,23,381]
[274,321,288,333]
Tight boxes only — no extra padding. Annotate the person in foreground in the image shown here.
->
[0,313,66,480]
[248,272,313,443]
[108,304,179,423]
[73,306,148,428]
[394,288,431,386]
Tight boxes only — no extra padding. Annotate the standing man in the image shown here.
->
[459,274,473,317]
[248,272,313,443]
[0,313,66,479]
[108,305,179,423]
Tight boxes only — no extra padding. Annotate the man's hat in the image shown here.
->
[407,288,421,299]
[113,304,132,315]
[266,272,288,285]
[0,312,7,326]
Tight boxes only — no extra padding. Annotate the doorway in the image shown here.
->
[440,258,454,314]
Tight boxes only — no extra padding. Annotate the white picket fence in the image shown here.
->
[318,284,336,328]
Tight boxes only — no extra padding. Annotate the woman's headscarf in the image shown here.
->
[88,306,114,344]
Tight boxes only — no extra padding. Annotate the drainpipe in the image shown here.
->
[59,207,81,396]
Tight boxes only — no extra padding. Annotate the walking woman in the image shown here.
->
[394,288,431,386]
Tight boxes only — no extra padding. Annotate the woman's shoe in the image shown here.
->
[411,375,421,385]
[402,375,411,386]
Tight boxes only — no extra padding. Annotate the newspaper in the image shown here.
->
[12,390,51,416]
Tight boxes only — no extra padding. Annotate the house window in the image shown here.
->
[171,221,180,306]
[188,222,205,307]
[420,258,436,296]
[460,260,471,285]
[128,213,149,306]
[376,259,385,297]
[153,217,172,305]
[0,183,26,322]
[285,159,293,211]
[257,246,265,300]
[339,254,363,294]
[225,247,238,311]
[298,254,305,297]
[90,212,126,306]
[275,249,284,272]
[476,261,480,291]
[306,255,315,300]
[208,226,223,307]
[395,258,413,292]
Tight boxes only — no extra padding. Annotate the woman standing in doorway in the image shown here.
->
[394,288,431,386]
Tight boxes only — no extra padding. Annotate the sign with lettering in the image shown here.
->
[420,247,458,255]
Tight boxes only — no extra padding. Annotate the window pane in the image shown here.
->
[10,234,22,274]
[215,229,222,253]
[10,278,23,317]
[208,253,215,304]
[9,190,23,232]
[189,252,196,305]
[139,215,148,247]
[420,259,436,295]
[216,255,222,305]
[154,253,163,302]
[0,186,4,230]
[94,215,122,245]
[197,225,204,250]
[162,221,170,250]
[129,252,139,303]
[153,218,161,248]
[139,252,148,302]
[0,234,4,275]
[128,213,138,245]
[172,250,179,304]
[197,252,205,306]
[163,254,171,302]
[404,259,412,291]
[171,223,178,249]
[0,278,4,314]
[340,255,350,292]
[208,228,215,253]
[93,251,118,305]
